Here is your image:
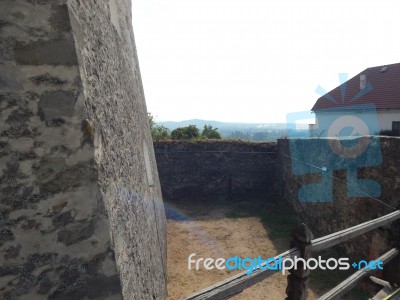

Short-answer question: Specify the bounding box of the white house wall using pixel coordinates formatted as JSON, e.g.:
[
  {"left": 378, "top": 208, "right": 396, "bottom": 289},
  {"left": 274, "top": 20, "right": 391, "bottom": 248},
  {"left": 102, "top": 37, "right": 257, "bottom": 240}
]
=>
[
  {"left": 377, "top": 110, "right": 400, "bottom": 131},
  {"left": 310, "top": 109, "right": 400, "bottom": 137}
]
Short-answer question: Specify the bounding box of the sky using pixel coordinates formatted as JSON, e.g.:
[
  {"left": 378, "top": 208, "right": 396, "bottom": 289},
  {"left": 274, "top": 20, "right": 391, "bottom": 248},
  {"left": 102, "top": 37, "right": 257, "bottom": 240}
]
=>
[{"left": 131, "top": 0, "right": 400, "bottom": 123}]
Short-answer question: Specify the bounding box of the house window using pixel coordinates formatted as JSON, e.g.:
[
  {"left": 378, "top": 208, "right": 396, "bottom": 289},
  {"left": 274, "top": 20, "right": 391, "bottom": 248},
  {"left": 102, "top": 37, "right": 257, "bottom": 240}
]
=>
[{"left": 393, "top": 121, "right": 400, "bottom": 136}]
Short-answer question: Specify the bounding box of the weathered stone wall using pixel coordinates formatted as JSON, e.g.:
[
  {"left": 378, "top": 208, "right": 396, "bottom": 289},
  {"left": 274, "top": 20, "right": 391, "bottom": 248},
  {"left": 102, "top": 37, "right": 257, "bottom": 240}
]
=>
[
  {"left": 0, "top": 1, "right": 166, "bottom": 299},
  {"left": 67, "top": 1, "right": 166, "bottom": 298},
  {"left": 277, "top": 137, "right": 400, "bottom": 263},
  {"left": 154, "top": 140, "right": 277, "bottom": 202}
]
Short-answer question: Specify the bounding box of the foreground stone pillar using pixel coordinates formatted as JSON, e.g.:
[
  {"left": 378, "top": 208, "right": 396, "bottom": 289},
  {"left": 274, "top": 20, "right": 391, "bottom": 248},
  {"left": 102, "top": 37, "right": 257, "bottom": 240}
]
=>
[{"left": 0, "top": 1, "right": 166, "bottom": 299}]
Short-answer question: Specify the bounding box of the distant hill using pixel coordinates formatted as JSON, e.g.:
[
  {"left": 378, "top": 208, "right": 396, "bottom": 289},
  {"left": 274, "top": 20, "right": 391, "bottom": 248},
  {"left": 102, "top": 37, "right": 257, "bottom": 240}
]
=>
[
  {"left": 158, "top": 119, "right": 307, "bottom": 130},
  {"left": 158, "top": 119, "right": 309, "bottom": 141}
]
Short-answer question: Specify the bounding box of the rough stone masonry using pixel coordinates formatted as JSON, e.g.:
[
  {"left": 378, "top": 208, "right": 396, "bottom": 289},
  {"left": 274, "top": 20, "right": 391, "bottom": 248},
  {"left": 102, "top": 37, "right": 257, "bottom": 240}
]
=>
[{"left": 0, "top": 1, "right": 167, "bottom": 299}]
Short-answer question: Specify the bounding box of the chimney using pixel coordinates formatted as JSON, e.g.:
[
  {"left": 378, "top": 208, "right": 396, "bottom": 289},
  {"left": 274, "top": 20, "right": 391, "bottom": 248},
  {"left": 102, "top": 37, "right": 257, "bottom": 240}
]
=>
[{"left": 360, "top": 74, "right": 367, "bottom": 90}]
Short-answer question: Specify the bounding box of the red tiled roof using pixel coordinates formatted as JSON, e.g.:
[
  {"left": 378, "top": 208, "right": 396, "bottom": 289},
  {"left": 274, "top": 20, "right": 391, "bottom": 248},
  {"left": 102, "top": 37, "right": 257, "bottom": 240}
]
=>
[{"left": 312, "top": 62, "right": 400, "bottom": 111}]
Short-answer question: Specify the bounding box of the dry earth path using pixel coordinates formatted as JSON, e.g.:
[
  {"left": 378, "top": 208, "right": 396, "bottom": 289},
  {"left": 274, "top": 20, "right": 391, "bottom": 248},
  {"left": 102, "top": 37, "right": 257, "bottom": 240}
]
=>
[{"left": 166, "top": 202, "right": 318, "bottom": 300}]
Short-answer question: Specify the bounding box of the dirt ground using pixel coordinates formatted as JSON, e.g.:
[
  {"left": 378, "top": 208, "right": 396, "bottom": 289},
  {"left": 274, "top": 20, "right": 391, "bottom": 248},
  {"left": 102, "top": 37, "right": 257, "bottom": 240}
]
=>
[{"left": 166, "top": 202, "right": 318, "bottom": 300}]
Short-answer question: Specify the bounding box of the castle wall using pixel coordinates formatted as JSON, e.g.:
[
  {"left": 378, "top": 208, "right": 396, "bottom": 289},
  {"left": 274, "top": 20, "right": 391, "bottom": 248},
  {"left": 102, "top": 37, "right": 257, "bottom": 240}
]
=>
[
  {"left": 0, "top": 1, "right": 166, "bottom": 299},
  {"left": 277, "top": 137, "right": 400, "bottom": 262},
  {"left": 154, "top": 140, "right": 277, "bottom": 202}
]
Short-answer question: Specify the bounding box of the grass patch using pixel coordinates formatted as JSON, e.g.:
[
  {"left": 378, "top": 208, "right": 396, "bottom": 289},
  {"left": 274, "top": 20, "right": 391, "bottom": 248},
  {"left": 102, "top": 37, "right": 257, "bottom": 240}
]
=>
[
  {"left": 257, "top": 204, "right": 299, "bottom": 252},
  {"left": 224, "top": 198, "right": 299, "bottom": 250},
  {"left": 224, "top": 210, "right": 241, "bottom": 219},
  {"left": 259, "top": 209, "right": 299, "bottom": 240}
]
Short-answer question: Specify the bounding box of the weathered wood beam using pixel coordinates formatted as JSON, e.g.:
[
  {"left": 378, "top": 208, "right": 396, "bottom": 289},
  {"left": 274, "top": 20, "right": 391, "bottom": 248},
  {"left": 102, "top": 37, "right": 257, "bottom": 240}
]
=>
[
  {"left": 318, "top": 248, "right": 399, "bottom": 300},
  {"left": 182, "top": 248, "right": 300, "bottom": 300},
  {"left": 312, "top": 210, "right": 400, "bottom": 252},
  {"left": 369, "top": 275, "right": 391, "bottom": 288}
]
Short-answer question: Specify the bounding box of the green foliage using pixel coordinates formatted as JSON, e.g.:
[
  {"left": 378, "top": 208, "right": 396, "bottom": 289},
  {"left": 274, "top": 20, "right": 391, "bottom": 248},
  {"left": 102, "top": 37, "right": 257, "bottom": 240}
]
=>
[
  {"left": 148, "top": 113, "right": 171, "bottom": 141},
  {"left": 378, "top": 129, "right": 398, "bottom": 136},
  {"left": 148, "top": 112, "right": 156, "bottom": 128},
  {"left": 171, "top": 125, "right": 200, "bottom": 140},
  {"left": 151, "top": 125, "right": 170, "bottom": 141},
  {"left": 190, "top": 135, "right": 209, "bottom": 142},
  {"left": 148, "top": 116, "right": 223, "bottom": 141},
  {"left": 201, "top": 124, "right": 221, "bottom": 139}
]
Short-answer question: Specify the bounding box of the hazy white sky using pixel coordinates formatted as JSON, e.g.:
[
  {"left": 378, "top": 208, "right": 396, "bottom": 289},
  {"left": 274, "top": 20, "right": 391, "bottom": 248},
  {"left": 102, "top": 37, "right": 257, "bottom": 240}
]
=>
[{"left": 131, "top": 0, "right": 400, "bottom": 123}]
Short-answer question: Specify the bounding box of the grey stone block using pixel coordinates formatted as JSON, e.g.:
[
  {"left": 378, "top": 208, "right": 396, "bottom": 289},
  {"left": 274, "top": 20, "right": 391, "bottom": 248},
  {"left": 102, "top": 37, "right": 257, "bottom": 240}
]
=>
[
  {"left": 14, "top": 39, "right": 78, "bottom": 66},
  {"left": 38, "top": 90, "right": 77, "bottom": 121},
  {"left": 0, "top": 70, "right": 23, "bottom": 90}
]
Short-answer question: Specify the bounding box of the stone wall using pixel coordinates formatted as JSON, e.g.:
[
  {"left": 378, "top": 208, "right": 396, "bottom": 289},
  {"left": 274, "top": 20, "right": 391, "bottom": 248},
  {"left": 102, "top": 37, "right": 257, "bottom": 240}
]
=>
[
  {"left": 277, "top": 137, "right": 400, "bottom": 263},
  {"left": 154, "top": 140, "right": 277, "bottom": 202},
  {"left": 0, "top": 1, "right": 166, "bottom": 299}
]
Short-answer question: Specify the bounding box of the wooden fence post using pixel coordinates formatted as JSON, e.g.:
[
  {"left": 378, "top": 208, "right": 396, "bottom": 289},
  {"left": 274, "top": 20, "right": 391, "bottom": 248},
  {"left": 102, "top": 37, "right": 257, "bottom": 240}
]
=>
[{"left": 286, "top": 223, "right": 314, "bottom": 300}]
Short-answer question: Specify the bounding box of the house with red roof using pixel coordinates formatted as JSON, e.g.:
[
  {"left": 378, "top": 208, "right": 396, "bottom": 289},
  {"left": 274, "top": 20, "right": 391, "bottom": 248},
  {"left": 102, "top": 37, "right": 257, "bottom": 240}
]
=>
[{"left": 310, "top": 63, "right": 400, "bottom": 137}]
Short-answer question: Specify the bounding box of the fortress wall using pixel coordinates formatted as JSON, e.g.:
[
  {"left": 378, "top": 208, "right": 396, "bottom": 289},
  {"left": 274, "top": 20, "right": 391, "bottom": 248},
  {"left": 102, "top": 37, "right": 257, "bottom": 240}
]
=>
[
  {"left": 67, "top": 0, "right": 166, "bottom": 298},
  {"left": 277, "top": 137, "right": 400, "bottom": 268},
  {"left": 154, "top": 140, "right": 277, "bottom": 202},
  {"left": 0, "top": 1, "right": 166, "bottom": 299}
]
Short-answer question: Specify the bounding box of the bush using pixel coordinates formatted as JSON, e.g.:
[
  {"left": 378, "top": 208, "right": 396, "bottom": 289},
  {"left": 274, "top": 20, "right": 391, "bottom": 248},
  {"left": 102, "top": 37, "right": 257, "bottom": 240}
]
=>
[
  {"left": 378, "top": 129, "right": 397, "bottom": 136},
  {"left": 148, "top": 113, "right": 171, "bottom": 141},
  {"left": 202, "top": 124, "right": 221, "bottom": 139},
  {"left": 171, "top": 125, "right": 200, "bottom": 140}
]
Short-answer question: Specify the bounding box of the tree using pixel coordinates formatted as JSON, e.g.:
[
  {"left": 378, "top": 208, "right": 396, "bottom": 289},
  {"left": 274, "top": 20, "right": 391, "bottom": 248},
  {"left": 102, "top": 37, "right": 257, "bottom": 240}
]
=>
[
  {"left": 148, "top": 113, "right": 170, "bottom": 141},
  {"left": 148, "top": 112, "right": 156, "bottom": 129},
  {"left": 171, "top": 125, "right": 200, "bottom": 140},
  {"left": 202, "top": 124, "right": 221, "bottom": 139},
  {"left": 151, "top": 125, "right": 170, "bottom": 141}
]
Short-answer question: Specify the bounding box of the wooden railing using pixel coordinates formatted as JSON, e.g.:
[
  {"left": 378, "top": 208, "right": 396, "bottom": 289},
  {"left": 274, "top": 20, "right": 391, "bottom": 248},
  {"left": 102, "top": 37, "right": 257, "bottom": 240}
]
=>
[
  {"left": 319, "top": 248, "right": 399, "bottom": 300},
  {"left": 182, "top": 210, "right": 400, "bottom": 300}
]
